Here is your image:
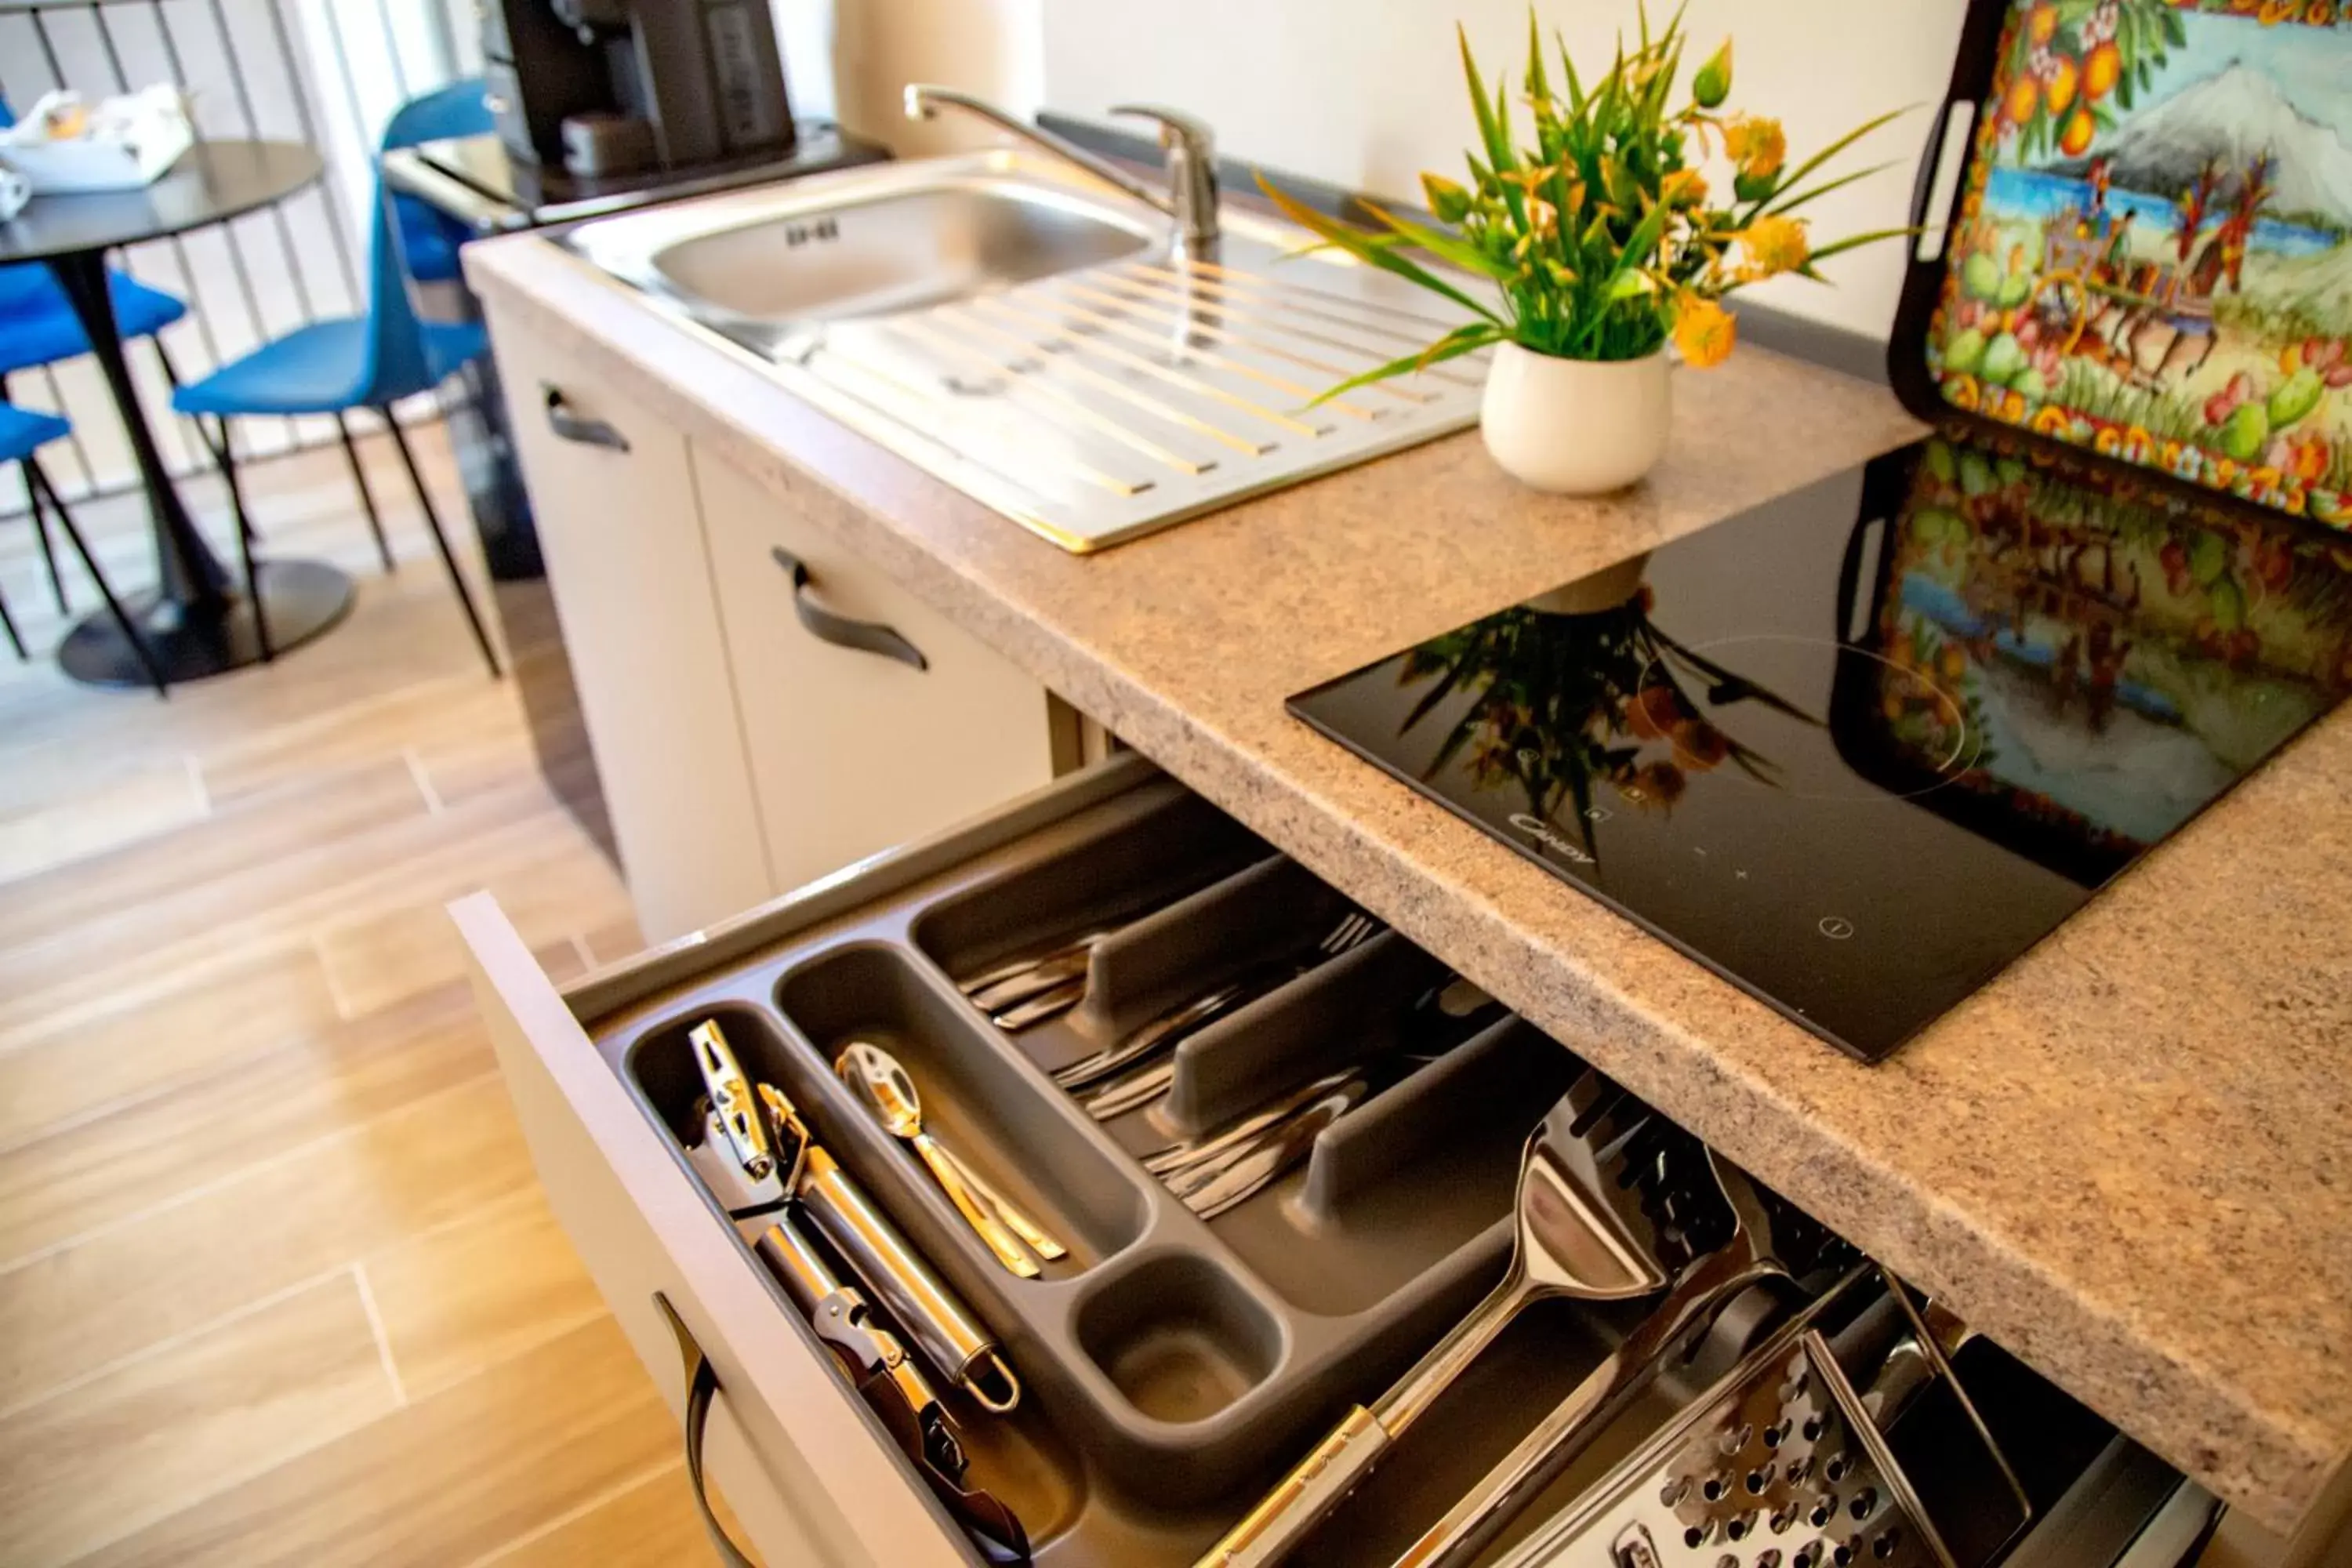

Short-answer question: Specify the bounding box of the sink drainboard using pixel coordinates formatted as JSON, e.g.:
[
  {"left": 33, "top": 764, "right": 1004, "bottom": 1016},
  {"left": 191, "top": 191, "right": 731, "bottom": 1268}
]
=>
[
  {"left": 779, "top": 251, "right": 1486, "bottom": 550},
  {"left": 583, "top": 214, "right": 1488, "bottom": 553}
]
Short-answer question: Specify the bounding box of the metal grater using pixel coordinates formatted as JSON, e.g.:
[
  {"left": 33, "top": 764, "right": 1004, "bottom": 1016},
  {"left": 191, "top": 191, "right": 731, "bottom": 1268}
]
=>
[{"left": 1494, "top": 1273, "right": 2024, "bottom": 1568}]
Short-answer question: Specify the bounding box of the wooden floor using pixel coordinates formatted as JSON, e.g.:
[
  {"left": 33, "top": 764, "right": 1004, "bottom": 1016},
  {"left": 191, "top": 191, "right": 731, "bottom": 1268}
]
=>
[{"left": 0, "top": 427, "right": 720, "bottom": 1565}]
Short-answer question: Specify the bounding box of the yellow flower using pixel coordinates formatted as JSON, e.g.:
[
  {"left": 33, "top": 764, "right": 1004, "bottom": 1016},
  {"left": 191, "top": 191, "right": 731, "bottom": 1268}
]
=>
[
  {"left": 1724, "top": 114, "right": 1787, "bottom": 180},
  {"left": 1661, "top": 168, "right": 1709, "bottom": 209},
  {"left": 1524, "top": 197, "right": 1559, "bottom": 241},
  {"left": 1674, "top": 297, "right": 1737, "bottom": 369},
  {"left": 1737, "top": 214, "right": 1810, "bottom": 279}
]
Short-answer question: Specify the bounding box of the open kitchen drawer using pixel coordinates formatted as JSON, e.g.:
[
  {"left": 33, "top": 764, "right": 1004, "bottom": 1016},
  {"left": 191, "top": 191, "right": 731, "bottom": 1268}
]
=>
[{"left": 457, "top": 753, "right": 2225, "bottom": 1568}]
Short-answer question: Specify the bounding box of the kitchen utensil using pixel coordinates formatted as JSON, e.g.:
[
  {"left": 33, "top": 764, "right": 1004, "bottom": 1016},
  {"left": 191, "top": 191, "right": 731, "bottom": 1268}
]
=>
[
  {"left": 960, "top": 928, "right": 1108, "bottom": 1007},
  {"left": 928, "top": 1141, "right": 1068, "bottom": 1262},
  {"left": 1076, "top": 1053, "right": 1179, "bottom": 1122},
  {"left": 835, "top": 1040, "right": 1047, "bottom": 1278},
  {"left": 1169, "top": 1073, "right": 1372, "bottom": 1218},
  {"left": 1488, "top": 1269, "right": 2028, "bottom": 1568},
  {"left": 988, "top": 974, "right": 1091, "bottom": 1031},
  {"left": 758, "top": 1217, "right": 1032, "bottom": 1563},
  {"left": 1051, "top": 911, "right": 1381, "bottom": 1092},
  {"left": 1196, "top": 1072, "right": 1719, "bottom": 1567},
  {"left": 760, "top": 1085, "right": 1025, "bottom": 1412},
  {"left": 1389, "top": 1155, "right": 1857, "bottom": 1568},
  {"left": 688, "top": 1019, "right": 773, "bottom": 1180},
  {"left": 760, "top": 1212, "right": 966, "bottom": 1475},
  {"left": 1142, "top": 1067, "right": 1367, "bottom": 1178}
]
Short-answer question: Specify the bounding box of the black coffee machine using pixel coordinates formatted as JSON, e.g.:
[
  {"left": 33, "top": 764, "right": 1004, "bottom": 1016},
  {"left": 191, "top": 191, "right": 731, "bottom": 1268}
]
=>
[{"left": 481, "top": 0, "right": 794, "bottom": 177}]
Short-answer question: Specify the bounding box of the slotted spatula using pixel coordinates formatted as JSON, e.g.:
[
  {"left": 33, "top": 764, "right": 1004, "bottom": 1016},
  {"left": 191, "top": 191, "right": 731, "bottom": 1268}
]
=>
[{"left": 1194, "top": 1070, "right": 1723, "bottom": 1568}]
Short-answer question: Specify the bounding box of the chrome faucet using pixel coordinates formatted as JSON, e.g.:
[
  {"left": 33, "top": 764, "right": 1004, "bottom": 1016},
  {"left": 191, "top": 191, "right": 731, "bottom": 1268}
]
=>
[{"left": 903, "top": 85, "right": 1219, "bottom": 252}]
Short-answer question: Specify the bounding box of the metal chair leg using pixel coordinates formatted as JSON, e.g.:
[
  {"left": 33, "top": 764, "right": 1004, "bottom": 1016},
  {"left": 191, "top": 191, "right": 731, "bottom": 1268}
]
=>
[
  {"left": 21, "top": 464, "right": 70, "bottom": 615},
  {"left": 336, "top": 412, "right": 396, "bottom": 572},
  {"left": 382, "top": 408, "right": 500, "bottom": 678},
  {"left": 0, "top": 472, "right": 24, "bottom": 659},
  {"left": 151, "top": 338, "right": 253, "bottom": 542},
  {"left": 2, "top": 372, "right": 69, "bottom": 613},
  {"left": 27, "top": 458, "right": 168, "bottom": 697},
  {"left": 211, "top": 417, "right": 274, "bottom": 662},
  {"left": 0, "top": 578, "right": 21, "bottom": 659}
]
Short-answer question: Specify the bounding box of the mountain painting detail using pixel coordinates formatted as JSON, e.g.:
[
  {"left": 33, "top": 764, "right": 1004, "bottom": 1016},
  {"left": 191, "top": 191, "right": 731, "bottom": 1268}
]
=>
[{"left": 1929, "top": 0, "right": 2352, "bottom": 529}]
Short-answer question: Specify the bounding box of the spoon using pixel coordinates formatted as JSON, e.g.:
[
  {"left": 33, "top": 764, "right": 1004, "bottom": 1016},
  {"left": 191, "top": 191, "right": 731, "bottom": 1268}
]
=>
[{"left": 836, "top": 1040, "right": 1040, "bottom": 1279}]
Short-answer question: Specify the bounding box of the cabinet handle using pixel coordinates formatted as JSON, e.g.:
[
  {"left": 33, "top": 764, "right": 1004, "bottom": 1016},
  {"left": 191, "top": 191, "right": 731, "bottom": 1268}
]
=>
[
  {"left": 653, "top": 1293, "right": 759, "bottom": 1568},
  {"left": 543, "top": 385, "right": 630, "bottom": 452},
  {"left": 771, "top": 546, "right": 927, "bottom": 672}
]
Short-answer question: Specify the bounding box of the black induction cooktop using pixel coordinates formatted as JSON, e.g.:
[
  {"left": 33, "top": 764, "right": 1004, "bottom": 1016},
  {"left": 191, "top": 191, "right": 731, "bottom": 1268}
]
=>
[{"left": 1290, "top": 434, "right": 2352, "bottom": 1060}]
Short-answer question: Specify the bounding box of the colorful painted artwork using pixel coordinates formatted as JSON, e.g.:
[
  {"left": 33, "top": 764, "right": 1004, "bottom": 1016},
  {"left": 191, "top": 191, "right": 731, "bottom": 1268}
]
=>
[{"left": 1927, "top": 1, "right": 2352, "bottom": 528}]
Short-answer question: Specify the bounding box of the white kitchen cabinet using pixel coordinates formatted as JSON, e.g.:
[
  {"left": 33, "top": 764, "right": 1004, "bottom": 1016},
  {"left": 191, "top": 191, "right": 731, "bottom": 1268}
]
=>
[
  {"left": 494, "top": 315, "right": 771, "bottom": 942},
  {"left": 492, "top": 313, "right": 1064, "bottom": 943},
  {"left": 691, "top": 445, "right": 1058, "bottom": 897}
]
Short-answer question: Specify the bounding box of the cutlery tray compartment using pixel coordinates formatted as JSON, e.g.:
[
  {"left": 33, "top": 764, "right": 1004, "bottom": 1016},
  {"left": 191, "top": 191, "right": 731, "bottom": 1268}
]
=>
[
  {"left": 774, "top": 944, "right": 1151, "bottom": 1268},
  {"left": 528, "top": 760, "right": 2206, "bottom": 1567}
]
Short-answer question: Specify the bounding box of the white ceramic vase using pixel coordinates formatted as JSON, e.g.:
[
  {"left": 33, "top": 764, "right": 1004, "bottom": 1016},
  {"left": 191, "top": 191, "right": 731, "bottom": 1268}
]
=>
[{"left": 1479, "top": 341, "right": 1671, "bottom": 495}]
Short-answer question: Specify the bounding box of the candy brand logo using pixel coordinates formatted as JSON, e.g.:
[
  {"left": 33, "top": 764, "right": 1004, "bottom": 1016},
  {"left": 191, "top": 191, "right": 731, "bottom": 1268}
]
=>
[
  {"left": 1508, "top": 813, "right": 1595, "bottom": 864},
  {"left": 782, "top": 218, "right": 840, "bottom": 248}
]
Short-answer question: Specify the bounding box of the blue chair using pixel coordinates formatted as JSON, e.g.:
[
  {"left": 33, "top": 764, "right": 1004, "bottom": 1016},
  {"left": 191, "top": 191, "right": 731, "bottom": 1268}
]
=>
[
  {"left": 384, "top": 80, "right": 494, "bottom": 288},
  {"left": 0, "top": 93, "right": 204, "bottom": 611},
  {"left": 170, "top": 151, "right": 499, "bottom": 676},
  {"left": 0, "top": 405, "right": 168, "bottom": 696}
]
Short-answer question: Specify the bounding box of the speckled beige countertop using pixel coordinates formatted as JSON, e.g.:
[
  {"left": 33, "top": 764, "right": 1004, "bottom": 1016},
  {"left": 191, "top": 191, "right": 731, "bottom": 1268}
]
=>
[{"left": 469, "top": 231, "right": 2352, "bottom": 1538}]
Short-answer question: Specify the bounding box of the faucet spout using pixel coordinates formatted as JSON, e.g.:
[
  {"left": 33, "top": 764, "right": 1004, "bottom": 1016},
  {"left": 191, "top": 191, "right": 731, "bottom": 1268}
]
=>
[{"left": 904, "top": 85, "right": 1219, "bottom": 252}]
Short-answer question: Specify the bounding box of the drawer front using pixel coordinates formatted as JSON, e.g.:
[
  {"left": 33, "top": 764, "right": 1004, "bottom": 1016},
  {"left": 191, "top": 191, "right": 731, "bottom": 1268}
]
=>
[
  {"left": 456, "top": 895, "right": 973, "bottom": 1568},
  {"left": 490, "top": 313, "right": 773, "bottom": 942},
  {"left": 690, "top": 443, "right": 1056, "bottom": 896}
]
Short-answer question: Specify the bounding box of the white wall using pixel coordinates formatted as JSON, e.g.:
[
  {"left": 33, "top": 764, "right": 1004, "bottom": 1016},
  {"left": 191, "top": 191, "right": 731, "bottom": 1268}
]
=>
[
  {"left": 826, "top": 0, "right": 1045, "bottom": 156},
  {"left": 1040, "top": 0, "right": 1971, "bottom": 339}
]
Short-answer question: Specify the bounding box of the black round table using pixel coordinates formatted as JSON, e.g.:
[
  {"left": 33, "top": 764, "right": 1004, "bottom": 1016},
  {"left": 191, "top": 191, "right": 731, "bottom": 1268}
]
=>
[{"left": 0, "top": 139, "right": 350, "bottom": 685}]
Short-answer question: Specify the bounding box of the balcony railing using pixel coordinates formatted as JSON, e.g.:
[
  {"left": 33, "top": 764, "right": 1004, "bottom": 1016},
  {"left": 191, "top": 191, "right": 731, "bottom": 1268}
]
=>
[{"left": 0, "top": 0, "right": 475, "bottom": 516}]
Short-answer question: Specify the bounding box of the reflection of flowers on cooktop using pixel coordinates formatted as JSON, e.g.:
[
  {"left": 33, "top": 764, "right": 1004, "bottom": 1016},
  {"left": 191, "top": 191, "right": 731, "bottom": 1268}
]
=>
[{"left": 1394, "top": 586, "right": 1817, "bottom": 854}]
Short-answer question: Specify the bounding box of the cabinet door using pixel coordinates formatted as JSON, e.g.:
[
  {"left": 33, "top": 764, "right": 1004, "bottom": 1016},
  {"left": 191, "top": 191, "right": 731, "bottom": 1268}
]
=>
[
  {"left": 492, "top": 314, "right": 772, "bottom": 942},
  {"left": 691, "top": 445, "right": 1057, "bottom": 894}
]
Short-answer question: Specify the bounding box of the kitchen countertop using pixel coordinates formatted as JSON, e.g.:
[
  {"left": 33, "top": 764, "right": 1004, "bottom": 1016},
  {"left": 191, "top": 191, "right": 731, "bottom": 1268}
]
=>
[{"left": 467, "top": 231, "right": 2352, "bottom": 1537}]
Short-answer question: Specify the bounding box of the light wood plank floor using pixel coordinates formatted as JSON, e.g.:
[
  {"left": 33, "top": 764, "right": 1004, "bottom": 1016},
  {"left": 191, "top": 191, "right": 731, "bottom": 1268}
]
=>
[{"left": 0, "top": 426, "right": 720, "bottom": 1565}]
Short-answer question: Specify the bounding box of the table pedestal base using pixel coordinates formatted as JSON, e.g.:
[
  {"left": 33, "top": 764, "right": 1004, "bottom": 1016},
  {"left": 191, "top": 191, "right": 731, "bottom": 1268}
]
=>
[{"left": 59, "top": 558, "right": 354, "bottom": 688}]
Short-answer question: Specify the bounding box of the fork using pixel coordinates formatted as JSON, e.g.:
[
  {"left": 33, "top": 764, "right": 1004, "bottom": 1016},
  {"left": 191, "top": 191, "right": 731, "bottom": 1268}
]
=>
[{"left": 1051, "top": 911, "right": 1381, "bottom": 1095}]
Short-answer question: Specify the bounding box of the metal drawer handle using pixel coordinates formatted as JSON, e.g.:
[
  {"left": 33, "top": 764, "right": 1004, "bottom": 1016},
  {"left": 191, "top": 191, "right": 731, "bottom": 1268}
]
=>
[
  {"left": 653, "top": 1292, "right": 759, "bottom": 1568},
  {"left": 543, "top": 386, "right": 630, "bottom": 452},
  {"left": 771, "top": 546, "right": 927, "bottom": 672}
]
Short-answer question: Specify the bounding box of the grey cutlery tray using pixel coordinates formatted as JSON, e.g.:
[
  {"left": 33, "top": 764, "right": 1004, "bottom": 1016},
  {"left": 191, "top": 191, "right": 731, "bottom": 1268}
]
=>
[{"left": 584, "top": 768, "right": 2194, "bottom": 1566}]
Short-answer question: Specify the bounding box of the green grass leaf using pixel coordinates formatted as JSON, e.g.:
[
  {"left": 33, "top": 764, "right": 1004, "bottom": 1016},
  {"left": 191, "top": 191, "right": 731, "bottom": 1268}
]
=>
[
  {"left": 1759, "top": 160, "right": 1900, "bottom": 217},
  {"left": 1361, "top": 199, "right": 1519, "bottom": 285},
  {"left": 1258, "top": 173, "right": 1506, "bottom": 326},
  {"left": 1308, "top": 321, "right": 1505, "bottom": 405},
  {"left": 1802, "top": 224, "right": 1917, "bottom": 267},
  {"left": 1460, "top": 25, "right": 1515, "bottom": 172},
  {"left": 1761, "top": 106, "right": 1915, "bottom": 214}
]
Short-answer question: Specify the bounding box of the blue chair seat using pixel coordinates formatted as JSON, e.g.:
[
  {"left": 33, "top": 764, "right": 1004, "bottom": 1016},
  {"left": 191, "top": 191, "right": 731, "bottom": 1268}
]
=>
[
  {"left": 0, "top": 402, "right": 72, "bottom": 461},
  {"left": 172, "top": 318, "right": 487, "bottom": 417},
  {"left": 0, "top": 267, "right": 189, "bottom": 379}
]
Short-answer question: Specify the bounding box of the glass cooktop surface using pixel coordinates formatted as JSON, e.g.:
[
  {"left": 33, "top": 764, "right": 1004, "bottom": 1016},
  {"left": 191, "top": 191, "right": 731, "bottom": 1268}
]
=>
[{"left": 1289, "top": 434, "right": 2352, "bottom": 1060}]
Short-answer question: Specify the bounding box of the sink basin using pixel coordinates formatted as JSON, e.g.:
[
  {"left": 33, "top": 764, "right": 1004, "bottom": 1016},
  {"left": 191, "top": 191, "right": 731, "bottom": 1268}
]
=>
[
  {"left": 566, "top": 151, "right": 1490, "bottom": 552},
  {"left": 648, "top": 183, "right": 1156, "bottom": 325}
]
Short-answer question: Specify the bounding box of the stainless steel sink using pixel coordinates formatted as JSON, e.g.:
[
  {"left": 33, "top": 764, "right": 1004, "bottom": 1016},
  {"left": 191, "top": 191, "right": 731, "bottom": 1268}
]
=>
[
  {"left": 646, "top": 182, "right": 1158, "bottom": 325},
  {"left": 565, "top": 151, "right": 1488, "bottom": 552}
]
